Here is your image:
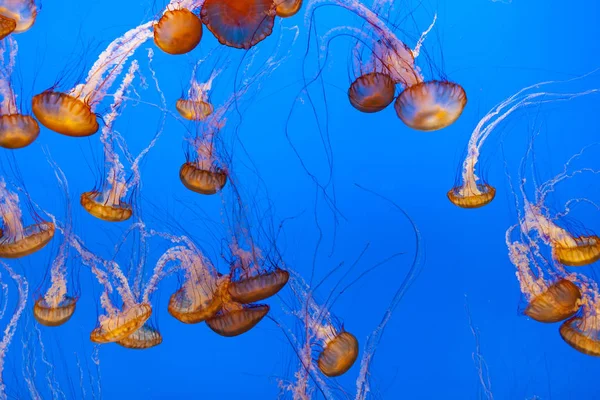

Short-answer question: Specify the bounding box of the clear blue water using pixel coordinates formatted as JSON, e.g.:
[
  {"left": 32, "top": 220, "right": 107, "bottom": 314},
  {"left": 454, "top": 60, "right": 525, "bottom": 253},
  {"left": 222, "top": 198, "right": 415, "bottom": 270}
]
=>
[{"left": 1, "top": 0, "right": 600, "bottom": 398}]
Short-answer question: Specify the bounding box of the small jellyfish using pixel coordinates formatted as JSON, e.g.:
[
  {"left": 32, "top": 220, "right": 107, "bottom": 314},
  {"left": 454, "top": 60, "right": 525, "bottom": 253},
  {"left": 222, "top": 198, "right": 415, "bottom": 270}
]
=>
[
  {"left": 0, "top": 0, "right": 37, "bottom": 35},
  {"left": 448, "top": 79, "right": 599, "bottom": 209},
  {"left": 205, "top": 277, "right": 270, "bottom": 337},
  {"left": 275, "top": 0, "right": 303, "bottom": 18},
  {"left": 348, "top": 72, "right": 396, "bottom": 113},
  {"left": 559, "top": 280, "right": 600, "bottom": 357},
  {"left": 90, "top": 303, "right": 153, "bottom": 344},
  {"left": 32, "top": 22, "right": 155, "bottom": 137},
  {"left": 0, "top": 38, "right": 39, "bottom": 149},
  {"left": 201, "top": 0, "right": 277, "bottom": 49},
  {"left": 227, "top": 241, "right": 289, "bottom": 304},
  {"left": 176, "top": 62, "right": 221, "bottom": 121},
  {"left": 0, "top": 178, "right": 54, "bottom": 258},
  {"left": 116, "top": 324, "right": 163, "bottom": 349},
  {"left": 317, "top": 329, "right": 359, "bottom": 377},
  {"left": 154, "top": 7, "right": 203, "bottom": 55}
]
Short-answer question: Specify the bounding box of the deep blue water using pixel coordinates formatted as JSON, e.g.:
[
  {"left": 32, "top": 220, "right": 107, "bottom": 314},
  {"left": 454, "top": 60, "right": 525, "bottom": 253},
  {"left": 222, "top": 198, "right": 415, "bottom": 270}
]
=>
[{"left": 1, "top": 0, "right": 600, "bottom": 399}]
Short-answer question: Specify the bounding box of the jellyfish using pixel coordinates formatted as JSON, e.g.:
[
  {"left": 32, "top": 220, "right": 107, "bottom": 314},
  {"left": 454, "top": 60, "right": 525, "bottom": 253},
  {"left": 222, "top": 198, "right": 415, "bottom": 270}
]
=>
[
  {"left": 82, "top": 55, "right": 166, "bottom": 222},
  {"left": 0, "top": 262, "right": 28, "bottom": 400},
  {"left": 0, "top": 178, "right": 54, "bottom": 258},
  {"left": 32, "top": 21, "right": 155, "bottom": 137},
  {"left": 200, "top": 0, "right": 277, "bottom": 49},
  {"left": 0, "top": 0, "right": 37, "bottom": 36},
  {"left": 154, "top": 6, "right": 203, "bottom": 55},
  {"left": 312, "top": 1, "right": 466, "bottom": 129},
  {"left": 275, "top": 0, "right": 303, "bottom": 17},
  {"left": 176, "top": 61, "right": 221, "bottom": 121},
  {"left": 559, "top": 278, "right": 600, "bottom": 357},
  {"left": 227, "top": 240, "right": 289, "bottom": 304},
  {"left": 0, "top": 38, "right": 39, "bottom": 149},
  {"left": 448, "top": 79, "right": 599, "bottom": 209},
  {"left": 116, "top": 323, "right": 163, "bottom": 349}
]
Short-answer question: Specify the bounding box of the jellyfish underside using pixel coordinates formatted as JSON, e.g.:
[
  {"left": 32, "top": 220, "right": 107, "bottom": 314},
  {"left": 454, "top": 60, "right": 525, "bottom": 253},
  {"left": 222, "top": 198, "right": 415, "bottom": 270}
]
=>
[
  {"left": 154, "top": 9, "right": 203, "bottom": 55},
  {"left": 90, "top": 303, "right": 152, "bottom": 344},
  {"left": 206, "top": 303, "right": 270, "bottom": 337},
  {"left": 524, "top": 279, "right": 581, "bottom": 323},
  {"left": 200, "top": 0, "right": 276, "bottom": 49},
  {"left": 80, "top": 191, "right": 133, "bottom": 222},
  {"left": 317, "top": 331, "right": 359, "bottom": 377},
  {"left": 228, "top": 268, "right": 290, "bottom": 304},
  {"left": 395, "top": 81, "right": 467, "bottom": 131},
  {"left": 0, "top": 1, "right": 37, "bottom": 33},
  {"left": 116, "top": 324, "right": 163, "bottom": 349},
  {"left": 553, "top": 236, "right": 600, "bottom": 267},
  {"left": 0, "top": 114, "right": 40, "bottom": 149},
  {"left": 0, "top": 14, "right": 15, "bottom": 40},
  {"left": 32, "top": 91, "right": 99, "bottom": 137},
  {"left": 33, "top": 296, "right": 77, "bottom": 327},
  {"left": 176, "top": 99, "right": 213, "bottom": 121},
  {"left": 0, "top": 221, "right": 55, "bottom": 258},
  {"left": 179, "top": 162, "right": 227, "bottom": 195},
  {"left": 447, "top": 184, "right": 496, "bottom": 209},
  {"left": 560, "top": 317, "right": 600, "bottom": 357},
  {"left": 168, "top": 288, "right": 222, "bottom": 324},
  {"left": 348, "top": 72, "right": 396, "bottom": 113},
  {"left": 275, "top": 0, "right": 303, "bottom": 18}
]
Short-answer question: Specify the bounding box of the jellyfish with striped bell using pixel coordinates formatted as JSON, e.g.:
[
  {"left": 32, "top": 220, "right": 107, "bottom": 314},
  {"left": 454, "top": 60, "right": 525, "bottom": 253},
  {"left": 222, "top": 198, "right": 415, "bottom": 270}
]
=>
[
  {"left": 180, "top": 126, "right": 228, "bottom": 195},
  {"left": 0, "top": 0, "right": 37, "bottom": 38},
  {"left": 228, "top": 241, "right": 289, "bottom": 304},
  {"left": 0, "top": 38, "right": 39, "bottom": 149},
  {"left": 176, "top": 61, "right": 221, "bottom": 121},
  {"left": 0, "top": 178, "right": 54, "bottom": 258},
  {"left": 275, "top": 0, "right": 303, "bottom": 17},
  {"left": 560, "top": 278, "right": 600, "bottom": 357},
  {"left": 201, "top": 0, "right": 277, "bottom": 49},
  {"left": 116, "top": 323, "right": 163, "bottom": 349},
  {"left": 205, "top": 277, "right": 270, "bottom": 337},
  {"left": 154, "top": 6, "right": 202, "bottom": 55},
  {"left": 32, "top": 22, "right": 154, "bottom": 137},
  {"left": 314, "top": 0, "right": 465, "bottom": 128},
  {"left": 506, "top": 226, "right": 582, "bottom": 323}
]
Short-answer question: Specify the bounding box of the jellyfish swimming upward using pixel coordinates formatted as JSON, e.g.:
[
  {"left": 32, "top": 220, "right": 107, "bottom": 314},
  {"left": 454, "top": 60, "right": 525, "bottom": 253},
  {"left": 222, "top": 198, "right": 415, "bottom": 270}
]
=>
[{"left": 154, "top": 4, "right": 203, "bottom": 55}]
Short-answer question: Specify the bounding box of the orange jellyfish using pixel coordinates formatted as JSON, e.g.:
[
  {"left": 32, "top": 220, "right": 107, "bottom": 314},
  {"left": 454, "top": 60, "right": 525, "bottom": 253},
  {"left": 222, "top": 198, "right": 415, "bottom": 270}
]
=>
[
  {"left": 32, "top": 22, "right": 155, "bottom": 137},
  {"left": 0, "top": 0, "right": 37, "bottom": 36},
  {"left": 154, "top": 6, "right": 203, "bottom": 55},
  {"left": 275, "top": 0, "right": 303, "bottom": 18},
  {"left": 448, "top": 80, "right": 600, "bottom": 209},
  {"left": 0, "top": 38, "right": 39, "bottom": 149},
  {"left": 200, "top": 0, "right": 277, "bottom": 49},
  {"left": 227, "top": 241, "right": 289, "bottom": 304},
  {"left": 116, "top": 323, "right": 163, "bottom": 349},
  {"left": 0, "top": 178, "right": 54, "bottom": 258},
  {"left": 315, "top": 1, "right": 466, "bottom": 129},
  {"left": 176, "top": 62, "right": 221, "bottom": 121},
  {"left": 205, "top": 279, "right": 270, "bottom": 337},
  {"left": 560, "top": 278, "right": 600, "bottom": 357}
]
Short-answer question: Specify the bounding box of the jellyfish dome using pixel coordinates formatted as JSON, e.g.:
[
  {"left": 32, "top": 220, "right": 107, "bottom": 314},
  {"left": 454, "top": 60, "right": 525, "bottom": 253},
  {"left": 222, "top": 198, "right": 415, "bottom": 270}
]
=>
[
  {"left": 90, "top": 303, "right": 152, "bottom": 344},
  {"left": 0, "top": 15, "right": 16, "bottom": 40},
  {"left": 447, "top": 183, "right": 496, "bottom": 209},
  {"left": 168, "top": 286, "right": 222, "bottom": 324},
  {"left": 0, "top": 114, "right": 39, "bottom": 149},
  {"left": 317, "top": 331, "right": 359, "bottom": 377},
  {"left": 560, "top": 315, "right": 600, "bottom": 357},
  {"left": 176, "top": 99, "right": 214, "bottom": 121},
  {"left": 154, "top": 8, "right": 203, "bottom": 55},
  {"left": 0, "top": 221, "right": 55, "bottom": 258},
  {"left": 117, "top": 324, "right": 163, "bottom": 349},
  {"left": 395, "top": 81, "right": 467, "bottom": 131},
  {"left": 229, "top": 267, "right": 289, "bottom": 304},
  {"left": 33, "top": 296, "right": 77, "bottom": 327},
  {"left": 200, "top": 0, "right": 277, "bottom": 49},
  {"left": 524, "top": 279, "right": 582, "bottom": 323},
  {"left": 32, "top": 91, "right": 99, "bottom": 137},
  {"left": 180, "top": 161, "right": 228, "bottom": 195},
  {"left": 275, "top": 0, "right": 303, "bottom": 18},
  {"left": 206, "top": 303, "right": 270, "bottom": 337},
  {"left": 553, "top": 235, "right": 600, "bottom": 267},
  {"left": 348, "top": 72, "right": 396, "bottom": 113},
  {"left": 0, "top": 0, "right": 37, "bottom": 33},
  {"left": 80, "top": 190, "right": 133, "bottom": 222}
]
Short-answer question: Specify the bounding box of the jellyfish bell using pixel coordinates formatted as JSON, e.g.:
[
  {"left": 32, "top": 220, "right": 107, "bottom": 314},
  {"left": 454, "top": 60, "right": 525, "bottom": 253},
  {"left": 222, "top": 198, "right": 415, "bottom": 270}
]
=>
[
  {"left": 179, "top": 161, "right": 228, "bottom": 195},
  {"left": 275, "top": 0, "right": 303, "bottom": 18},
  {"left": 200, "top": 0, "right": 277, "bottom": 49},
  {"left": 523, "top": 279, "right": 582, "bottom": 323},
  {"left": 0, "top": 221, "right": 55, "bottom": 258},
  {"left": 176, "top": 99, "right": 214, "bottom": 121},
  {"left": 80, "top": 190, "right": 133, "bottom": 223},
  {"left": 206, "top": 302, "right": 270, "bottom": 337},
  {"left": 228, "top": 265, "right": 290, "bottom": 304},
  {"left": 154, "top": 8, "right": 203, "bottom": 55},
  {"left": 0, "top": 0, "right": 37, "bottom": 33},
  {"left": 32, "top": 91, "right": 99, "bottom": 137},
  {"left": 395, "top": 80, "right": 467, "bottom": 131},
  {"left": 0, "top": 113, "right": 39, "bottom": 149},
  {"left": 116, "top": 324, "right": 163, "bottom": 349},
  {"left": 447, "top": 183, "right": 496, "bottom": 209},
  {"left": 348, "top": 72, "right": 396, "bottom": 113},
  {"left": 560, "top": 314, "right": 600, "bottom": 357},
  {"left": 0, "top": 14, "right": 15, "bottom": 40},
  {"left": 552, "top": 235, "right": 600, "bottom": 267},
  {"left": 33, "top": 295, "right": 77, "bottom": 327},
  {"left": 317, "top": 330, "right": 359, "bottom": 377},
  {"left": 90, "top": 303, "right": 152, "bottom": 344},
  {"left": 168, "top": 285, "right": 222, "bottom": 324}
]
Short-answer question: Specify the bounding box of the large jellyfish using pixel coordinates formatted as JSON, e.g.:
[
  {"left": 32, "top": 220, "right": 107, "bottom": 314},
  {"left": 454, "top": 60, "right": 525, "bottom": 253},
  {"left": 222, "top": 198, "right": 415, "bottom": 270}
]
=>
[
  {"left": 32, "top": 22, "right": 155, "bottom": 137},
  {"left": 448, "top": 79, "right": 599, "bottom": 209},
  {"left": 0, "top": 0, "right": 37, "bottom": 37},
  {"left": 0, "top": 178, "right": 54, "bottom": 258},
  {"left": 154, "top": 5, "right": 203, "bottom": 55},
  {"left": 81, "top": 57, "right": 166, "bottom": 222},
  {"left": 0, "top": 38, "right": 39, "bottom": 149},
  {"left": 311, "top": 0, "right": 466, "bottom": 130}
]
